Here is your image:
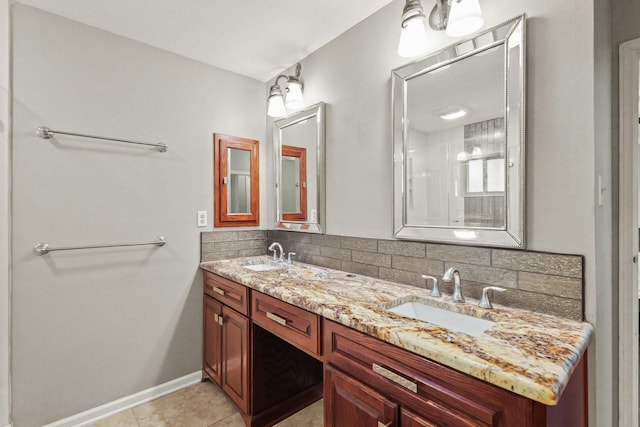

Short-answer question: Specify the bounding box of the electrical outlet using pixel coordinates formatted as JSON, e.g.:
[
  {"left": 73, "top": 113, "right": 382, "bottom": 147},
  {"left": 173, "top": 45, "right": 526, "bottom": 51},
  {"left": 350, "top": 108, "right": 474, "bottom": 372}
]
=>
[
  {"left": 197, "top": 211, "right": 208, "bottom": 227},
  {"left": 310, "top": 209, "right": 317, "bottom": 223}
]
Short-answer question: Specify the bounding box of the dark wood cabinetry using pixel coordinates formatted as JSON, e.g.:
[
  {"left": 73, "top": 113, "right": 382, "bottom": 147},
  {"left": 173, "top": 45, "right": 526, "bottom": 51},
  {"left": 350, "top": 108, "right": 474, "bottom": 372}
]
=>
[
  {"left": 324, "top": 319, "right": 587, "bottom": 427},
  {"left": 203, "top": 271, "right": 588, "bottom": 427},
  {"left": 202, "top": 272, "right": 323, "bottom": 427}
]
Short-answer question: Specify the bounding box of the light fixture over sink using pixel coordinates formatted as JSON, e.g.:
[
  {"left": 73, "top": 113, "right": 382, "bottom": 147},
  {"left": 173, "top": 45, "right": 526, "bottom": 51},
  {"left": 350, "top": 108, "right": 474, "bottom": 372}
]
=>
[
  {"left": 398, "top": 0, "right": 484, "bottom": 58},
  {"left": 267, "top": 63, "right": 305, "bottom": 118}
]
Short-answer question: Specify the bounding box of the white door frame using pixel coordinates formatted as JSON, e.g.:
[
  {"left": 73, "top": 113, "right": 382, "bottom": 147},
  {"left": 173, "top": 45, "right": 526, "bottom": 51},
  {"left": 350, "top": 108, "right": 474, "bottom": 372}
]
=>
[{"left": 618, "top": 38, "right": 640, "bottom": 427}]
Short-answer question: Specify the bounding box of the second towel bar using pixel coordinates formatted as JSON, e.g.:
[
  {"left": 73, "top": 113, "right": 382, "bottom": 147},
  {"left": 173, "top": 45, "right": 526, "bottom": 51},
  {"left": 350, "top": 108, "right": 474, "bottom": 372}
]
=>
[
  {"left": 33, "top": 236, "right": 167, "bottom": 256},
  {"left": 36, "top": 126, "right": 168, "bottom": 152}
]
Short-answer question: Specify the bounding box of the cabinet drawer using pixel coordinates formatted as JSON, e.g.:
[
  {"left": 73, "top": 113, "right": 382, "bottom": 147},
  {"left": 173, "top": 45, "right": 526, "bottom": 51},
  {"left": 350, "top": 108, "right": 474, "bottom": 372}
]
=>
[
  {"left": 203, "top": 272, "right": 249, "bottom": 316},
  {"left": 324, "top": 319, "right": 531, "bottom": 427},
  {"left": 251, "top": 291, "right": 321, "bottom": 358}
]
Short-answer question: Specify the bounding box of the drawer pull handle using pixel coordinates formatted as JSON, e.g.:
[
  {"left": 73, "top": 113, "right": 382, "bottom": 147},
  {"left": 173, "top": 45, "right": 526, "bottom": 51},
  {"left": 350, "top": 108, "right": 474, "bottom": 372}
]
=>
[
  {"left": 217, "top": 315, "right": 224, "bottom": 326},
  {"left": 212, "top": 287, "right": 225, "bottom": 296},
  {"left": 372, "top": 363, "right": 418, "bottom": 393},
  {"left": 266, "top": 311, "right": 288, "bottom": 326},
  {"left": 378, "top": 422, "right": 391, "bottom": 427}
]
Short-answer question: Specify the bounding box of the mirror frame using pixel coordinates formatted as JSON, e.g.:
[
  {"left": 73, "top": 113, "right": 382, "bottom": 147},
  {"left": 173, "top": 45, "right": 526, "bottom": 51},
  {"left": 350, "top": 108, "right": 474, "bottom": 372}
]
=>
[
  {"left": 392, "top": 15, "right": 526, "bottom": 248},
  {"left": 273, "top": 102, "right": 326, "bottom": 234}
]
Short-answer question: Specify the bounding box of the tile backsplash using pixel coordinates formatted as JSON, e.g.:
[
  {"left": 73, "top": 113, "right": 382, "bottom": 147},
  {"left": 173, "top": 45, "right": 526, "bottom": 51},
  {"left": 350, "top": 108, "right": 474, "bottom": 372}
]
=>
[{"left": 201, "top": 230, "right": 584, "bottom": 321}]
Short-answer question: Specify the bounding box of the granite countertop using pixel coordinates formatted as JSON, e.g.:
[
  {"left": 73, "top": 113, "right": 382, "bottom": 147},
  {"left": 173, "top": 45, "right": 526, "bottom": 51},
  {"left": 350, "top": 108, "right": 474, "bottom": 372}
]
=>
[{"left": 200, "top": 255, "right": 593, "bottom": 406}]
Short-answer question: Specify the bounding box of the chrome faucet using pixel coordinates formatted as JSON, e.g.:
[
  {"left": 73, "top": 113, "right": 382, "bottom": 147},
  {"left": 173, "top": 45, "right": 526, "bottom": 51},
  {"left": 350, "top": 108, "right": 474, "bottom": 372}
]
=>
[
  {"left": 268, "top": 242, "right": 284, "bottom": 262},
  {"left": 479, "top": 286, "right": 506, "bottom": 309},
  {"left": 421, "top": 275, "right": 441, "bottom": 298},
  {"left": 443, "top": 267, "right": 465, "bottom": 303}
]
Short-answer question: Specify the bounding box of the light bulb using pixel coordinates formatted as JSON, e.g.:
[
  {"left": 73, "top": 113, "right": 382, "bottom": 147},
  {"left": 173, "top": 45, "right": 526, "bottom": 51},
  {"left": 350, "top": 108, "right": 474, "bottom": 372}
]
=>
[
  {"left": 398, "top": 15, "right": 428, "bottom": 58},
  {"left": 285, "top": 81, "right": 304, "bottom": 110},
  {"left": 267, "top": 93, "right": 286, "bottom": 117},
  {"left": 446, "top": 0, "right": 484, "bottom": 37}
]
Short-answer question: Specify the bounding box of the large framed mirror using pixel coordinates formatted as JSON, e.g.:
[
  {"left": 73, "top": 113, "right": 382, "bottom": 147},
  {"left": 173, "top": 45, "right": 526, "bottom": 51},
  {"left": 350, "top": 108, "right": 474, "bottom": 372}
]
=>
[
  {"left": 392, "top": 15, "right": 526, "bottom": 248},
  {"left": 274, "top": 102, "right": 325, "bottom": 233}
]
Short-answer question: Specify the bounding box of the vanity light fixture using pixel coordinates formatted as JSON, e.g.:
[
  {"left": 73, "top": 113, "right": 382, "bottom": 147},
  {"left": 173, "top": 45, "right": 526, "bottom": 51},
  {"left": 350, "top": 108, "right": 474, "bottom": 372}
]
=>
[
  {"left": 398, "top": 0, "right": 429, "bottom": 58},
  {"left": 267, "top": 63, "right": 305, "bottom": 118},
  {"left": 429, "top": 0, "right": 484, "bottom": 38},
  {"left": 398, "top": 0, "right": 484, "bottom": 58}
]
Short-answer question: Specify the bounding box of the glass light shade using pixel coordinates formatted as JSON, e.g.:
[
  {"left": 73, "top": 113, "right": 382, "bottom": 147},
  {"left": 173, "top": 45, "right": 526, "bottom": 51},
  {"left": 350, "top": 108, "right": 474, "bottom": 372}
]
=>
[
  {"left": 285, "top": 81, "right": 304, "bottom": 110},
  {"left": 446, "top": 0, "right": 484, "bottom": 37},
  {"left": 398, "top": 16, "right": 428, "bottom": 58},
  {"left": 267, "top": 93, "right": 286, "bottom": 117}
]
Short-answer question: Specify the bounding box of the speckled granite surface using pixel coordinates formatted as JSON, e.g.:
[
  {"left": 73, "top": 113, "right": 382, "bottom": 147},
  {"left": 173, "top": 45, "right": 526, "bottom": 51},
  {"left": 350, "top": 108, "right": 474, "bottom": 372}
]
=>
[{"left": 200, "top": 255, "right": 593, "bottom": 406}]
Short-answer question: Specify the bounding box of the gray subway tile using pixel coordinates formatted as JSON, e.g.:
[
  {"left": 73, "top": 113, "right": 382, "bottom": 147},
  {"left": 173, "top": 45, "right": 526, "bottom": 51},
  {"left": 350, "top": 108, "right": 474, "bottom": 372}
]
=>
[
  {"left": 352, "top": 250, "right": 391, "bottom": 268},
  {"left": 492, "top": 250, "right": 582, "bottom": 278},
  {"left": 310, "top": 255, "right": 342, "bottom": 270},
  {"left": 293, "top": 243, "right": 321, "bottom": 256},
  {"left": 517, "top": 272, "right": 582, "bottom": 300},
  {"left": 444, "top": 262, "right": 517, "bottom": 289},
  {"left": 427, "top": 244, "right": 491, "bottom": 266},
  {"left": 238, "top": 248, "right": 266, "bottom": 257},
  {"left": 378, "top": 240, "right": 426, "bottom": 258},
  {"left": 494, "top": 290, "right": 583, "bottom": 321},
  {"left": 379, "top": 267, "right": 425, "bottom": 288},
  {"left": 341, "top": 261, "right": 379, "bottom": 278},
  {"left": 201, "top": 250, "right": 238, "bottom": 262},
  {"left": 214, "top": 240, "right": 255, "bottom": 251},
  {"left": 238, "top": 230, "right": 267, "bottom": 240},
  {"left": 201, "top": 231, "right": 238, "bottom": 243},
  {"left": 249, "top": 239, "right": 267, "bottom": 249},
  {"left": 312, "top": 234, "right": 342, "bottom": 248},
  {"left": 391, "top": 255, "right": 444, "bottom": 276},
  {"left": 201, "top": 242, "right": 216, "bottom": 253},
  {"left": 320, "top": 246, "right": 352, "bottom": 261},
  {"left": 341, "top": 236, "right": 378, "bottom": 252}
]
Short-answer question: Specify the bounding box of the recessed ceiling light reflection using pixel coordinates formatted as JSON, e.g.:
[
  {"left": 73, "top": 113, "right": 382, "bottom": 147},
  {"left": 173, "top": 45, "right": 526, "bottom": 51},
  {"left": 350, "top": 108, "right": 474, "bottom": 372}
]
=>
[{"left": 440, "top": 107, "right": 468, "bottom": 120}]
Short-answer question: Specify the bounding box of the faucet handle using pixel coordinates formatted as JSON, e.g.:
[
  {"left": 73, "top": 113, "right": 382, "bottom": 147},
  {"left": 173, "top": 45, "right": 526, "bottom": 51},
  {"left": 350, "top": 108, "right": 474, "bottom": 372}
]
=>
[
  {"left": 421, "top": 275, "right": 441, "bottom": 298},
  {"left": 287, "top": 252, "right": 297, "bottom": 264},
  {"left": 479, "top": 286, "right": 506, "bottom": 309}
]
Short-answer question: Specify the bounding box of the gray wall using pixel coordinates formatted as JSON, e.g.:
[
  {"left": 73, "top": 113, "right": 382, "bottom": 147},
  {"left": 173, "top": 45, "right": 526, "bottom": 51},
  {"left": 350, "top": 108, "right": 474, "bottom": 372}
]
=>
[
  {"left": 0, "top": 0, "right": 10, "bottom": 424},
  {"left": 11, "top": 5, "right": 265, "bottom": 426},
  {"left": 266, "top": 0, "right": 606, "bottom": 424}
]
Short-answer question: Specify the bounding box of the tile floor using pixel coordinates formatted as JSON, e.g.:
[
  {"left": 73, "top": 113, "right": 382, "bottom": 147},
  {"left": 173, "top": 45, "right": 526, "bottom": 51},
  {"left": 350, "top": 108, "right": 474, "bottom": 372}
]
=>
[{"left": 95, "top": 381, "right": 324, "bottom": 427}]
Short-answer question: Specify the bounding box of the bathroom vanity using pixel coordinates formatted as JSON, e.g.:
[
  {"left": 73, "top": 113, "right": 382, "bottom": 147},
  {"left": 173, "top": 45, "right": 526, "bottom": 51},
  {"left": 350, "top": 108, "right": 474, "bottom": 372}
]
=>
[{"left": 200, "top": 256, "right": 592, "bottom": 427}]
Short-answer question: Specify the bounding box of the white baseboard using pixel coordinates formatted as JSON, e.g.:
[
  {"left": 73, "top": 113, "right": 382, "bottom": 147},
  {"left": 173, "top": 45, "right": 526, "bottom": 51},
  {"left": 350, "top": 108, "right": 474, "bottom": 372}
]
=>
[{"left": 43, "top": 371, "right": 201, "bottom": 427}]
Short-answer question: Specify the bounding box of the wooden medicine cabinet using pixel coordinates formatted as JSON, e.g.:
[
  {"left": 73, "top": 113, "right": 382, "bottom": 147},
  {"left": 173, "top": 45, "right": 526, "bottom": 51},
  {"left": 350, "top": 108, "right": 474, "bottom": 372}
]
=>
[{"left": 214, "top": 133, "right": 259, "bottom": 227}]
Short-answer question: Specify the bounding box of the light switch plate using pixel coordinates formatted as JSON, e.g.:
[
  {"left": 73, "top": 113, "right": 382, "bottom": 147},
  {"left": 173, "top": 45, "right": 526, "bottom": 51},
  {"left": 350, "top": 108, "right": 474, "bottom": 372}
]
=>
[{"left": 197, "top": 211, "right": 207, "bottom": 227}]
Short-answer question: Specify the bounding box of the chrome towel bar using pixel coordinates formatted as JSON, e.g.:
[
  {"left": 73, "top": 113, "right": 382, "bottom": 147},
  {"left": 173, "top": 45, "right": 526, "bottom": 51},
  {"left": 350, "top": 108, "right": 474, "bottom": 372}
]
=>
[
  {"left": 33, "top": 236, "right": 167, "bottom": 256},
  {"left": 36, "top": 126, "right": 168, "bottom": 152}
]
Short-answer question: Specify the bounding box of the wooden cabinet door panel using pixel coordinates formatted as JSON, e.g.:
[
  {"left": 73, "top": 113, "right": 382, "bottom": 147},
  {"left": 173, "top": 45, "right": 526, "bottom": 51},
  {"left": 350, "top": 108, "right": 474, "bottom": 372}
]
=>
[
  {"left": 203, "top": 272, "right": 250, "bottom": 316},
  {"left": 401, "top": 408, "right": 439, "bottom": 427},
  {"left": 325, "top": 366, "right": 397, "bottom": 427},
  {"left": 203, "top": 295, "right": 222, "bottom": 385},
  {"left": 252, "top": 291, "right": 321, "bottom": 358},
  {"left": 222, "top": 306, "right": 250, "bottom": 413}
]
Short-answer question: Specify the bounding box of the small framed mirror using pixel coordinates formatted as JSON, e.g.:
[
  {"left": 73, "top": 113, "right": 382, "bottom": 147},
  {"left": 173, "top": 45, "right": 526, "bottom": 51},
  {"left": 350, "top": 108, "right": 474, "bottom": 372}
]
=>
[
  {"left": 214, "top": 133, "right": 259, "bottom": 227},
  {"left": 392, "top": 15, "right": 526, "bottom": 248},
  {"left": 274, "top": 102, "right": 325, "bottom": 233}
]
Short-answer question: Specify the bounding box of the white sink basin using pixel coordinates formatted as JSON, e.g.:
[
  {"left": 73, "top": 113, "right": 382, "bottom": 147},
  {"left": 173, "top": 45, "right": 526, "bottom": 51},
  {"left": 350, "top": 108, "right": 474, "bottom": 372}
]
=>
[
  {"left": 243, "top": 264, "right": 282, "bottom": 272},
  {"left": 388, "top": 301, "right": 494, "bottom": 337}
]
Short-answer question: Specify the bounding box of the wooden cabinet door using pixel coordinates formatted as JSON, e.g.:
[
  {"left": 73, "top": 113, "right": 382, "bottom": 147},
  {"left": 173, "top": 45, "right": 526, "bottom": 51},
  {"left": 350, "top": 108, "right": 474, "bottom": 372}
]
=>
[
  {"left": 203, "top": 295, "right": 223, "bottom": 385},
  {"left": 325, "top": 366, "right": 398, "bottom": 427},
  {"left": 400, "top": 408, "right": 438, "bottom": 427},
  {"left": 221, "top": 305, "right": 250, "bottom": 413}
]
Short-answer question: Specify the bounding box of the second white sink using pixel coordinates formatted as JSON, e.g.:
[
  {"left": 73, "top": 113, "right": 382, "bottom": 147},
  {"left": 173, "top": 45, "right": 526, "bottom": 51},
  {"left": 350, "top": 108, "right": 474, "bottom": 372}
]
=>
[
  {"left": 388, "top": 301, "right": 494, "bottom": 337},
  {"left": 243, "top": 264, "right": 282, "bottom": 272}
]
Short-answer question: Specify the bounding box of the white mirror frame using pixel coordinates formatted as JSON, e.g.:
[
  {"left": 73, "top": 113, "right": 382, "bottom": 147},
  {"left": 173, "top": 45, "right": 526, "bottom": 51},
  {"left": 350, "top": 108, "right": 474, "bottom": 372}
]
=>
[
  {"left": 273, "top": 102, "right": 326, "bottom": 234},
  {"left": 392, "top": 15, "right": 526, "bottom": 248}
]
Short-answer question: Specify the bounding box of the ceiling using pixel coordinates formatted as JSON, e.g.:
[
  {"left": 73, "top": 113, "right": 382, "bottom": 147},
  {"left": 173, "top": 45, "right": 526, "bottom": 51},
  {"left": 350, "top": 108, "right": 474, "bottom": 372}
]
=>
[{"left": 17, "top": 0, "right": 396, "bottom": 82}]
